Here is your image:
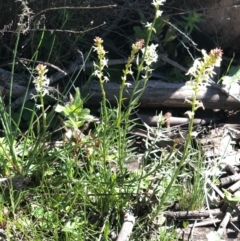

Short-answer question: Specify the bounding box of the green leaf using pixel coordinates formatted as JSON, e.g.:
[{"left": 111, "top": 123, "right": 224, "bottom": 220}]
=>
[
  {"left": 183, "top": 221, "right": 189, "bottom": 228},
  {"left": 223, "top": 188, "right": 240, "bottom": 203},
  {"left": 133, "top": 26, "right": 148, "bottom": 40},
  {"left": 222, "top": 66, "right": 240, "bottom": 85},
  {"left": 62, "top": 221, "right": 78, "bottom": 233},
  {"left": 154, "top": 15, "right": 168, "bottom": 33},
  {"left": 103, "top": 220, "right": 110, "bottom": 239},
  {"left": 163, "top": 27, "right": 177, "bottom": 43}
]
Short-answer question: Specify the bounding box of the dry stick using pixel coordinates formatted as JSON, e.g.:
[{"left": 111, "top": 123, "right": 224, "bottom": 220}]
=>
[
  {"left": 19, "top": 58, "right": 67, "bottom": 74},
  {"left": 220, "top": 173, "right": 240, "bottom": 186},
  {"left": 188, "top": 216, "right": 239, "bottom": 228},
  {"left": 189, "top": 220, "right": 197, "bottom": 241},
  {"left": 227, "top": 180, "right": 240, "bottom": 193},
  {"left": 116, "top": 212, "right": 135, "bottom": 241},
  {"left": 31, "top": 5, "right": 117, "bottom": 20},
  {"left": 208, "top": 179, "right": 240, "bottom": 237},
  {"left": 207, "top": 179, "right": 224, "bottom": 199},
  {"left": 137, "top": 113, "right": 219, "bottom": 126},
  {"left": 230, "top": 221, "right": 240, "bottom": 233},
  {"left": 164, "top": 208, "right": 223, "bottom": 219},
  {"left": 217, "top": 206, "right": 232, "bottom": 237},
  {"left": 161, "top": 55, "right": 188, "bottom": 72}
]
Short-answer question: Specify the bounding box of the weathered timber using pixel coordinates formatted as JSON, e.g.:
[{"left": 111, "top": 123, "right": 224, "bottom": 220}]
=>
[{"left": 83, "top": 80, "right": 240, "bottom": 110}]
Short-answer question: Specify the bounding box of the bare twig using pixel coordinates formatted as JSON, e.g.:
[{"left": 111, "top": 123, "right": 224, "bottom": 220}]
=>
[
  {"left": 164, "top": 208, "right": 223, "bottom": 219},
  {"left": 189, "top": 220, "right": 197, "bottom": 241},
  {"left": 187, "top": 216, "right": 239, "bottom": 227},
  {"left": 31, "top": 5, "right": 117, "bottom": 20},
  {"left": 19, "top": 58, "right": 67, "bottom": 75},
  {"left": 220, "top": 173, "right": 240, "bottom": 186},
  {"left": 116, "top": 211, "right": 135, "bottom": 241},
  {"left": 217, "top": 206, "right": 232, "bottom": 237},
  {"left": 137, "top": 113, "right": 219, "bottom": 126},
  {"left": 227, "top": 180, "right": 240, "bottom": 193}
]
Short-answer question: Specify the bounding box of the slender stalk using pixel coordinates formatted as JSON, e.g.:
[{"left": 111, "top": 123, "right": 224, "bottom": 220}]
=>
[
  {"left": 93, "top": 37, "right": 109, "bottom": 165},
  {"left": 152, "top": 96, "right": 195, "bottom": 219},
  {"left": 151, "top": 48, "right": 223, "bottom": 220}
]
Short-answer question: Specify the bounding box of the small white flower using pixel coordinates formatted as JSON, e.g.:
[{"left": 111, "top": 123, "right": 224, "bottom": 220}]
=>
[
  {"left": 145, "top": 22, "right": 152, "bottom": 28},
  {"left": 42, "top": 88, "right": 49, "bottom": 96},
  {"left": 141, "top": 74, "right": 148, "bottom": 79},
  {"left": 103, "top": 76, "right": 109, "bottom": 82},
  {"left": 93, "top": 70, "right": 102, "bottom": 78},
  {"left": 185, "top": 110, "right": 194, "bottom": 119},
  {"left": 186, "top": 58, "right": 201, "bottom": 76},
  {"left": 35, "top": 104, "right": 43, "bottom": 109},
  {"left": 152, "top": 0, "right": 166, "bottom": 7},
  {"left": 122, "top": 76, "right": 127, "bottom": 81},
  {"left": 93, "top": 61, "right": 97, "bottom": 68},
  {"left": 142, "top": 43, "right": 158, "bottom": 66},
  {"left": 145, "top": 22, "right": 156, "bottom": 33},
  {"left": 156, "top": 10, "right": 163, "bottom": 17},
  {"left": 128, "top": 68, "right": 133, "bottom": 75},
  {"left": 191, "top": 131, "right": 199, "bottom": 138},
  {"left": 43, "top": 76, "right": 50, "bottom": 86},
  {"left": 102, "top": 57, "right": 108, "bottom": 67},
  {"left": 33, "top": 65, "right": 50, "bottom": 97},
  {"left": 125, "top": 82, "right": 132, "bottom": 87},
  {"left": 92, "top": 46, "right": 98, "bottom": 52}
]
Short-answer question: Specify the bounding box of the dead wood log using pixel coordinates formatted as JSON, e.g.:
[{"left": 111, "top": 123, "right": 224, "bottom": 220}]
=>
[{"left": 84, "top": 80, "right": 240, "bottom": 110}]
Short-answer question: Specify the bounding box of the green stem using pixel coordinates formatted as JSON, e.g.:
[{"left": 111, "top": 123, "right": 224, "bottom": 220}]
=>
[
  {"left": 98, "top": 72, "right": 108, "bottom": 166},
  {"left": 151, "top": 91, "right": 197, "bottom": 220}
]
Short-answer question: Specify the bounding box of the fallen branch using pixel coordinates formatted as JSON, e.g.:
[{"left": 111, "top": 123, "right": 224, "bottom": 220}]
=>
[
  {"left": 163, "top": 208, "right": 223, "bottom": 219},
  {"left": 217, "top": 206, "right": 232, "bottom": 237},
  {"left": 220, "top": 173, "right": 240, "bottom": 186},
  {"left": 137, "top": 113, "right": 219, "bottom": 126},
  {"left": 83, "top": 80, "right": 240, "bottom": 110}
]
